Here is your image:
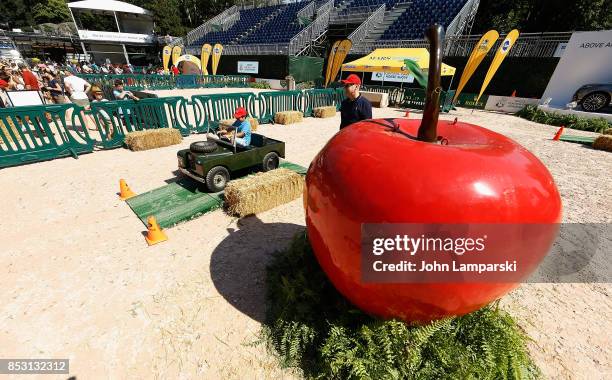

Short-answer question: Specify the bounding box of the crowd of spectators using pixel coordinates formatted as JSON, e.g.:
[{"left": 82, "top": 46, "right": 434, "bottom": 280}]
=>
[{"left": 0, "top": 58, "right": 168, "bottom": 109}]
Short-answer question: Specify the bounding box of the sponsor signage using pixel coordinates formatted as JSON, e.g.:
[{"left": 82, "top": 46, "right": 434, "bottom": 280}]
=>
[
  {"left": 371, "top": 72, "right": 415, "bottom": 83},
  {"left": 237, "top": 61, "right": 259, "bottom": 74},
  {"left": 78, "top": 30, "right": 153, "bottom": 43},
  {"left": 541, "top": 30, "right": 612, "bottom": 107},
  {"left": 484, "top": 96, "right": 539, "bottom": 113},
  {"left": 553, "top": 42, "right": 567, "bottom": 57}
]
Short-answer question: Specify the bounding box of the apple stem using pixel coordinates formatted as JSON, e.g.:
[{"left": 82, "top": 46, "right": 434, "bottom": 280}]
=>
[{"left": 417, "top": 24, "right": 445, "bottom": 143}]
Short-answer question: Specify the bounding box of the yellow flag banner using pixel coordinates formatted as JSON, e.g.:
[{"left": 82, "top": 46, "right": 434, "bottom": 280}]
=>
[
  {"left": 171, "top": 45, "right": 182, "bottom": 67},
  {"left": 200, "top": 43, "right": 212, "bottom": 75},
  {"left": 329, "top": 39, "right": 352, "bottom": 86},
  {"left": 162, "top": 45, "right": 172, "bottom": 73},
  {"left": 476, "top": 29, "right": 519, "bottom": 102},
  {"left": 452, "top": 30, "right": 499, "bottom": 102},
  {"left": 325, "top": 40, "right": 341, "bottom": 87},
  {"left": 211, "top": 43, "right": 223, "bottom": 75}
]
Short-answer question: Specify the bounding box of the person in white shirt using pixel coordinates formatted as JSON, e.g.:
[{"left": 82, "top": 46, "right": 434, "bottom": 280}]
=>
[
  {"left": 63, "top": 71, "right": 91, "bottom": 108},
  {"left": 63, "top": 71, "right": 96, "bottom": 130}
]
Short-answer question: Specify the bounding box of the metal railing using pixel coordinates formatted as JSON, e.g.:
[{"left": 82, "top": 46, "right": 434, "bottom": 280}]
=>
[
  {"left": 446, "top": 0, "right": 480, "bottom": 37},
  {"left": 289, "top": 7, "right": 331, "bottom": 55},
  {"left": 349, "top": 32, "right": 572, "bottom": 57},
  {"left": 223, "top": 43, "right": 290, "bottom": 55},
  {"left": 445, "top": 32, "right": 572, "bottom": 57},
  {"left": 347, "top": 5, "right": 385, "bottom": 47},
  {"left": 221, "top": 11, "right": 240, "bottom": 31},
  {"left": 316, "top": 0, "right": 334, "bottom": 16},
  {"left": 297, "top": 1, "right": 316, "bottom": 20},
  {"left": 330, "top": 5, "right": 380, "bottom": 23},
  {"left": 183, "top": 5, "right": 239, "bottom": 46}
]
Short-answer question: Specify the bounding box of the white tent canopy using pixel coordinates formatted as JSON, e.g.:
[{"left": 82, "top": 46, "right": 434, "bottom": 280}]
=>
[{"left": 67, "top": 0, "right": 151, "bottom": 15}]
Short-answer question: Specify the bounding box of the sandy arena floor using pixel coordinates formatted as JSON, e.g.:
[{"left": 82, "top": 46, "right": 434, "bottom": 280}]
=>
[{"left": 1, "top": 88, "right": 611, "bottom": 379}]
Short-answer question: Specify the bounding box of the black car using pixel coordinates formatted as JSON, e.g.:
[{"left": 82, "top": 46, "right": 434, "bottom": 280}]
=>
[{"left": 572, "top": 84, "right": 612, "bottom": 112}]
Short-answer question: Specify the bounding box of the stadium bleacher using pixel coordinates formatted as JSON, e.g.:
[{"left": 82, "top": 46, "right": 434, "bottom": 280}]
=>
[
  {"left": 381, "top": 0, "right": 467, "bottom": 39},
  {"left": 187, "top": 0, "right": 470, "bottom": 49},
  {"left": 241, "top": 2, "right": 310, "bottom": 44}
]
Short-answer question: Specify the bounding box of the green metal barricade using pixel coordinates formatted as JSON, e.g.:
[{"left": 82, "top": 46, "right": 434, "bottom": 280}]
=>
[
  {"left": 225, "top": 75, "right": 250, "bottom": 87},
  {"left": 400, "top": 88, "right": 455, "bottom": 112},
  {"left": 362, "top": 85, "right": 407, "bottom": 106},
  {"left": 303, "top": 89, "right": 338, "bottom": 117},
  {"left": 333, "top": 88, "right": 345, "bottom": 109},
  {"left": 0, "top": 104, "right": 95, "bottom": 168},
  {"left": 257, "top": 90, "right": 304, "bottom": 123},
  {"left": 199, "top": 75, "right": 225, "bottom": 88},
  {"left": 89, "top": 96, "right": 192, "bottom": 149},
  {"left": 175, "top": 75, "right": 200, "bottom": 89},
  {"left": 191, "top": 92, "right": 257, "bottom": 133}
]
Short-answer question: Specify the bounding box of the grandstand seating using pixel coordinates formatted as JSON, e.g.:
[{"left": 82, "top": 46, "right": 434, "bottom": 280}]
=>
[
  {"left": 241, "top": 2, "right": 309, "bottom": 44},
  {"left": 381, "top": 0, "right": 467, "bottom": 39},
  {"left": 192, "top": 2, "right": 312, "bottom": 47},
  {"left": 187, "top": 0, "right": 469, "bottom": 49}
]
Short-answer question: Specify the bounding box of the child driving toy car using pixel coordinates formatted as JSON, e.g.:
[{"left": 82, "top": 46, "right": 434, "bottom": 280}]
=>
[{"left": 218, "top": 106, "right": 252, "bottom": 146}]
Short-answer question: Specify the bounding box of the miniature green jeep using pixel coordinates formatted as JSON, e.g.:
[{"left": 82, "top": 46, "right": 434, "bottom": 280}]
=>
[{"left": 177, "top": 133, "right": 286, "bottom": 192}]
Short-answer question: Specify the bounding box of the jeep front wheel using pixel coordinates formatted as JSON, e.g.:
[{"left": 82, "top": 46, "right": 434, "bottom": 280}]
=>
[
  {"left": 262, "top": 152, "right": 280, "bottom": 172},
  {"left": 206, "top": 166, "right": 230, "bottom": 192}
]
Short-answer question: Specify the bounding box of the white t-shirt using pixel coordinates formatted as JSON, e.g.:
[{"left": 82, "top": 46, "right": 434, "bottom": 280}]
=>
[{"left": 63, "top": 75, "right": 89, "bottom": 99}]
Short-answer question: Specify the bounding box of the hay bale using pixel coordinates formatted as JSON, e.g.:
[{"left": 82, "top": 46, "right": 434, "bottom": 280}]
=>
[
  {"left": 274, "top": 111, "right": 303, "bottom": 125},
  {"left": 313, "top": 106, "right": 336, "bottom": 118},
  {"left": 124, "top": 128, "right": 182, "bottom": 151},
  {"left": 219, "top": 117, "right": 259, "bottom": 131},
  {"left": 0, "top": 119, "right": 21, "bottom": 144},
  {"left": 603, "top": 128, "right": 612, "bottom": 135},
  {"left": 224, "top": 168, "right": 304, "bottom": 217},
  {"left": 592, "top": 135, "right": 612, "bottom": 152}
]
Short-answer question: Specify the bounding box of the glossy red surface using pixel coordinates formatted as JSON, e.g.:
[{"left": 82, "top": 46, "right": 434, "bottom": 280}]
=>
[{"left": 304, "top": 118, "right": 562, "bottom": 322}]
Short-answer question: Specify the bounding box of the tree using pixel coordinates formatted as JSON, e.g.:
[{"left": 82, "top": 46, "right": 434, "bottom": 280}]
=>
[
  {"left": 472, "top": 0, "right": 611, "bottom": 33},
  {"left": 33, "top": 0, "right": 71, "bottom": 25},
  {"left": 148, "top": 0, "right": 186, "bottom": 36}
]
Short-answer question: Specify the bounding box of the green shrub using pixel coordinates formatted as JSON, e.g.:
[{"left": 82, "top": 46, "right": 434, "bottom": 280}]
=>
[
  {"left": 249, "top": 81, "right": 271, "bottom": 89},
  {"left": 516, "top": 105, "right": 612, "bottom": 133},
  {"left": 261, "top": 233, "right": 540, "bottom": 380}
]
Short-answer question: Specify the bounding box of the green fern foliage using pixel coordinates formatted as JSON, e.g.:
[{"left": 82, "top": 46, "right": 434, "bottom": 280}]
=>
[{"left": 262, "top": 233, "right": 541, "bottom": 380}]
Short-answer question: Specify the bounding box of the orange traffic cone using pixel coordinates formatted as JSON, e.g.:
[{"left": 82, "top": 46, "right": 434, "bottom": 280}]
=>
[
  {"left": 511, "top": 90, "right": 517, "bottom": 97},
  {"left": 552, "top": 126, "right": 564, "bottom": 141},
  {"left": 145, "top": 216, "right": 167, "bottom": 246},
  {"left": 405, "top": 110, "right": 410, "bottom": 118},
  {"left": 552, "top": 126, "right": 565, "bottom": 141},
  {"left": 119, "top": 179, "right": 136, "bottom": 200}
]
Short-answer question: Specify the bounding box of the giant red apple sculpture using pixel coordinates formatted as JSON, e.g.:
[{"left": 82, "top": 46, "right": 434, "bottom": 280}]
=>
[{"left": 304, "top": 25, "right": 562, "bottom": 323}]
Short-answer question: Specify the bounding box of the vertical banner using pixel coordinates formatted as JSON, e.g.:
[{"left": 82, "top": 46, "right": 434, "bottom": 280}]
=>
[
  {"left": 171, "top": 45, "right": 182, "bottom": 67},
  {"left": 162, "top": 45, "right": 172, "bottom": 73},
  {"left": 329, "top": 39, "right": 352, "bottom": 86},
  {"left": 200, "top": 43, "right": 212, "bottom": 75},
  {"left": 476, "top": 29, "right": 520, "bottom": 102},
  {"left": 452, "top": 30, "right": 499, "bottom": 102},
  {"left": 325, "top": 40, "right": 341, "bottom": 87},
  {"left": 211, "top": 43, "right": 223, "bottom": 75}
]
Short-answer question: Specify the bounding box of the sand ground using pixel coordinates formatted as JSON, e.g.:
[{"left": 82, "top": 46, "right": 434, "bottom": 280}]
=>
[{"left": 0, "top": 88, "right": 611, "bottom": 379}]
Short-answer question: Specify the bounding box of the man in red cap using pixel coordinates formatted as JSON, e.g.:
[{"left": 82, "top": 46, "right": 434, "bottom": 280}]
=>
[
  {"left": 219, "top": 106, "right": 252, "bottom": 146},
  {"left": 339, "top": 73, "right": 372, "bottom": 129}
]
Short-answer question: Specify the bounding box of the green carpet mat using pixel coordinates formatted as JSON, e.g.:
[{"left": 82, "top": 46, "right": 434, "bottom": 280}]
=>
[
  {"left": 279, "top": 161, "right": 308, "bottom": 175},
  {"left": 559, "top": 135, "right": 596, "bottom": 144},
  {"left": 126, "top": 161, "right": 308, "bottom": 228}
]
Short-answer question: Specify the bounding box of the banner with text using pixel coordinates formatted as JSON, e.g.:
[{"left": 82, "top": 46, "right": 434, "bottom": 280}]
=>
[
  {"left": 372, "top": 71, "right": 415, "bottom": 83},
  {"left": 237, "top": 61, "right": 259, "bottom": 74}
]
